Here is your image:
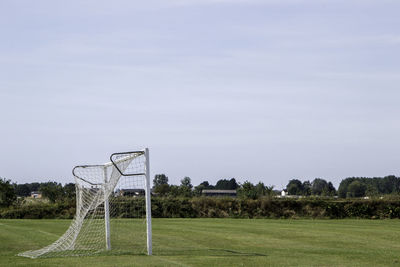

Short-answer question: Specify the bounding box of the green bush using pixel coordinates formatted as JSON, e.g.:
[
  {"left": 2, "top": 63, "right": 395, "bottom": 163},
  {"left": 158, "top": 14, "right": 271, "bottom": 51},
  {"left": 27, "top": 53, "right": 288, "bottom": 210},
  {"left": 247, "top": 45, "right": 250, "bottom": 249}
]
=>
[
  {"left": 0, "top": 202, "right": 75, "bottom": 219},
  {"left": 1, "top": 197, "right": 400, "bottom": 219}
]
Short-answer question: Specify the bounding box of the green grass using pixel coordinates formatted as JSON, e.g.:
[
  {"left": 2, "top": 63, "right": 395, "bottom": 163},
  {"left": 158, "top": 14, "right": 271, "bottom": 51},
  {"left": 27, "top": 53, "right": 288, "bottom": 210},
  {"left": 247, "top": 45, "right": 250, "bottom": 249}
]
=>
[{"left": 0, "top": 219, "right": 400, "bottom": 266}]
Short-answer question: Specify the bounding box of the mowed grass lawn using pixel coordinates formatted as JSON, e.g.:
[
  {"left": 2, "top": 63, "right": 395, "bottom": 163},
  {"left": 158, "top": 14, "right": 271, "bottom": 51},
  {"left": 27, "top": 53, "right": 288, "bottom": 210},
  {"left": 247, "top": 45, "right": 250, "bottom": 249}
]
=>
[{"left": 0, "top": 219, "right": 399, "bottom": 266}]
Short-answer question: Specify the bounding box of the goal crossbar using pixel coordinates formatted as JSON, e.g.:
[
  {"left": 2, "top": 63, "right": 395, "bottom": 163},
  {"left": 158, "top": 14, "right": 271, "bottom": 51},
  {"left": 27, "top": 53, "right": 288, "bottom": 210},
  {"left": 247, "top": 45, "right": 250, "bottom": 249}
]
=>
[{"left": 72, "top": 152, "right": 145, "bottom": 186}]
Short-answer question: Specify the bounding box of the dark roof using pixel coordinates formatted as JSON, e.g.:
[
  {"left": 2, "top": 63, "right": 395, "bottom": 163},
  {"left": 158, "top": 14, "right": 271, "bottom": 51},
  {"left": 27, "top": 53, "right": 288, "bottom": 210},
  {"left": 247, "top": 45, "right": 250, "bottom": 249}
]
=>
[
  {"left": 202, "top": 190, "right": 236, "bottom": 194},
  {"left": 120, "top": 189, "right": 144, "bottom": 192}
]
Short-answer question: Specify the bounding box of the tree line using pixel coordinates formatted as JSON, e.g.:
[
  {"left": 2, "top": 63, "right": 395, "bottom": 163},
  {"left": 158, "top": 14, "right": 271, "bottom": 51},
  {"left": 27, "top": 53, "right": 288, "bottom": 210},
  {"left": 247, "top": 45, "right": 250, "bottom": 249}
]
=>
[
  {"left": 1, "top": 175, "right": 400, "bottom": 209},
  {"left": 285, "top": 178, "right": 336, "bottom": 196},
  {"left": 153, "top": 174, "right": 400, "bottom": 199},
  {"left": 281, "top": 176, "right": 400, "bottom": 198},
  {"left": 338, "top": 176, "right": 400, "bottom": 198},
  {"left": 0, "top": 179, "right": 76, "bottom": 208},
  {"left": 152, "top": 175, "right": 336, "bottom": 198},
  {"left": 152, "top": 174, "right": 274, "bottom": 199}
]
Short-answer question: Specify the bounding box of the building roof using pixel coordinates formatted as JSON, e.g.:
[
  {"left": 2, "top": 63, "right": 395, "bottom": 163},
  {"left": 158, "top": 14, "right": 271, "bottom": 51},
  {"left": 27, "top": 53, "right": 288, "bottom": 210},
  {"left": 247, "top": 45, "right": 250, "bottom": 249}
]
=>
[
  {"left": 202, "top": 190, "right": 236, "bottom": 194},
  {"left": 120, "top": 189, "right": 144, "bottom": 192}
]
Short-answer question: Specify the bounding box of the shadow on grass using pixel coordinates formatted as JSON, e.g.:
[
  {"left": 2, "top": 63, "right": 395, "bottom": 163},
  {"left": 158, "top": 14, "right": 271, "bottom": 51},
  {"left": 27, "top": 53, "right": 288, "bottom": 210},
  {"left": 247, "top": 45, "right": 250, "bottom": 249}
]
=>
[
  {"left": 16, "top": 248, "right": 266, "bottom": 259},
  {"left": 154, "top": 248, "right": 267, "bottom": 257}
]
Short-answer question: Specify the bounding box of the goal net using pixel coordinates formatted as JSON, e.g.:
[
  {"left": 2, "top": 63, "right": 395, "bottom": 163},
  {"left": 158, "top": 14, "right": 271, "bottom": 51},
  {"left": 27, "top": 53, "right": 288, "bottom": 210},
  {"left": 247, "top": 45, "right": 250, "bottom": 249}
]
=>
[{"left": 18, "top": 149, "right": 152, "bottom": 258}]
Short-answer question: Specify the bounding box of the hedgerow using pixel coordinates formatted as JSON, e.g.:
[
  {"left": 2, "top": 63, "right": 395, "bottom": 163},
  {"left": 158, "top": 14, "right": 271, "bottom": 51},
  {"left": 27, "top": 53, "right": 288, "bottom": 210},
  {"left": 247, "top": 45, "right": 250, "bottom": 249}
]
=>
[{"left": 1, "top": 197, "right": 400, "bottom": 219}]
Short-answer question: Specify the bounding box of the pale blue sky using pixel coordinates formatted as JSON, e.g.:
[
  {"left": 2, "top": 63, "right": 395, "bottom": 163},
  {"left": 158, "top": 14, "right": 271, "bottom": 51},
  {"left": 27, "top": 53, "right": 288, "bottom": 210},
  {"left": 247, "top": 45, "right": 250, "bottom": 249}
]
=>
[{"left": 1, "top": 0, "right": 399, "bottom": 189}]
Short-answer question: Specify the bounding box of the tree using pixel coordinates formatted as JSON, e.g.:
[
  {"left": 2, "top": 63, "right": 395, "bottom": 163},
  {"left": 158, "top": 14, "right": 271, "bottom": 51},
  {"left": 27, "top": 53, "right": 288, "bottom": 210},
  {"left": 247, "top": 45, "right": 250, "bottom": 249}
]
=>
[
  {"left": 227, "top": 178, "right": 238, "bottom": 190},
  {"left": 193, "top": 184, "right": 205, "bottom": 196},
  {"left": 311, "top": 178, "right": 328, "bottom": 196},
  {"left": 153, "top": 174, "right": 168, "bottom": 188},
  {"left": 237, "top": 181, "right": 258, "bottom": 199},
  {"left": 302, "top": 180, "right": 312, "bottom": 196},
  {"left": 237, "top": 181, "right": 275, "bottom": 199},
  {"left": 215, "top": 178, "right": 238, "bottom": 190},
  {"left": 64, "top": 183, "right": 76, "bottom": 200},
  {"left": 28, "top": 182, "right": 40, "bottom": 192},
  {"left": 255, "top": 182, "right": 275, "bottom": 198},
  {"left": 338, "top": 178, "right": 356, "bottom": 198},
  {"left": 40, "top": 182, "right": 63, "bottom": 203},
  {"left": 179, "top": 177, "right": 193, "bottom": 197},
  {"left": 286, "top": 179, "right": 303, "bottom": 195},
  {"left": 194, "top": 181, "right": 215, "bottom": 196},
  {"left": 337, "top": 176, "right": 400, "bottom": 198},
  {"left": 194, "top": 181, "right": 210, "bottom": 196},
  {"left": 199, "top": 181, "right": 214, "bottom": 189},
  {"left": 381, "top": 175, "right": 399, "bottom": 194},
  {"left": 14, "top": 182, "right": 40, "bottom": 197},
  {"left": 154, "top": 184, "right": 170, "bottom": 196},
  {"left": 14, "top": 183, "right": 31, "bottom": 197},
  {"left": 265, "top": 185, "right": 275, "bottom": 197},
  {"left": 310, "top": 179, "right": 336, "bottom": 196},
  {"left": 347, "top": 181, "right": 366, "bottom": 198},
  {"left": 180, "top": 177, "right": 193, "bottom": 189},
  {"left": 167, "top": 185, "right": 180, "bottom": 197},
  {"left": 0, "top": 178, "right": 16, "bottom": 207},
  {"left": 365, "top": 184, "right": 379, "bottom": 197},
  {"left": 255, "top": 182, "right": 267, "bottom": 196},
  {"left": 327, "top": 182, "right": 336, "bottom": 196},
  {"left": 152, "top": 174, "right": 170, "bottom": 196}
]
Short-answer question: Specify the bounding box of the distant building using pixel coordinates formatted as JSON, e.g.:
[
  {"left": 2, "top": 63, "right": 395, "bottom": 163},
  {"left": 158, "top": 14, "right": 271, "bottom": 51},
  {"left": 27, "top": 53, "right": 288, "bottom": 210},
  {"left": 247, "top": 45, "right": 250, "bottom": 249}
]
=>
[
  {"left": 201, "top": 189, "right": 237, "bottom": 197},
  {"left": 30, "top": 191, "right": 42, "bottom": 199},
  {"left": 276, "top": 190, "right": 295, "bottom": 198},
  {"left": 117, "top": 189, "right": 145, "bottom": 197}
]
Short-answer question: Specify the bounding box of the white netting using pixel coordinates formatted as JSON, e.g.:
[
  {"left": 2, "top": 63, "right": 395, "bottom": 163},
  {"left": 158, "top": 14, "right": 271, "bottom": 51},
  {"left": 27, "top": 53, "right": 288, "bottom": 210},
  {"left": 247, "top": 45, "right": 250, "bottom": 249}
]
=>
[{"left": 19, "top": 151, "right": 149, "bottom": 258}]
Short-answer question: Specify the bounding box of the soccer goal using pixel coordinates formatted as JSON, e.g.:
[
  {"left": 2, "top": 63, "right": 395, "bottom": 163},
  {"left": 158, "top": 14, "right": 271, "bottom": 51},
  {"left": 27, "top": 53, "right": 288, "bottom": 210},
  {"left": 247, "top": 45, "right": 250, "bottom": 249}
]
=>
[{"left": 19, "top": 149, "right": 152, "bottom": 258}]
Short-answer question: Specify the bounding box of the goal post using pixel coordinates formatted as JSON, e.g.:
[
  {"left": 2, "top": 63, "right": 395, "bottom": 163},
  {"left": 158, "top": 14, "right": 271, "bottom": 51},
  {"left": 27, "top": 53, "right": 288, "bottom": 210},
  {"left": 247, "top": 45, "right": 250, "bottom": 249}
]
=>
[
  {"left": 103, "top": 165, "right": 111, "bottom": 250},
  {"left": 145, "top": 148, "right": 152, "bottom": 255},
  {"left": 18, "top": 149, "right": 152, "bottom": 258}
]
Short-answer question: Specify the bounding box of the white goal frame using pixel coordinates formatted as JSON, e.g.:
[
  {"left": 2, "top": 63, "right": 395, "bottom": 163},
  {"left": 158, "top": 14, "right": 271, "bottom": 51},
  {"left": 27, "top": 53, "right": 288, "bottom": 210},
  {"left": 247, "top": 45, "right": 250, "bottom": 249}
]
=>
[{"left": 18, "top": 148, "right": 152, "bottom": 258}]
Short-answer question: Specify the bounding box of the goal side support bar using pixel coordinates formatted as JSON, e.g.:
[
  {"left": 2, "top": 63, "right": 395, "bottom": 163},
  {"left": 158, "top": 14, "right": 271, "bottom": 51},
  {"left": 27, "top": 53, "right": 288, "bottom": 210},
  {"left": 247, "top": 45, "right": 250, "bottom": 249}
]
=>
[
  {"left": 103, "top": 166, "right": 111, "bottom": 250},
  {"left": 145, "top": 148, "right": 152, "bottom": 255}
]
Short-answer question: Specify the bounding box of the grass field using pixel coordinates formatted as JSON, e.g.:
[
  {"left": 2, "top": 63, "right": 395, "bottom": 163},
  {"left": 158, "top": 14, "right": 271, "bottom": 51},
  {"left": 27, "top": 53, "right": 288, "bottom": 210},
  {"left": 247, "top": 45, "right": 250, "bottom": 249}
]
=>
[{"left": 0, "top": 219, "right": 400, "bottom": 266}]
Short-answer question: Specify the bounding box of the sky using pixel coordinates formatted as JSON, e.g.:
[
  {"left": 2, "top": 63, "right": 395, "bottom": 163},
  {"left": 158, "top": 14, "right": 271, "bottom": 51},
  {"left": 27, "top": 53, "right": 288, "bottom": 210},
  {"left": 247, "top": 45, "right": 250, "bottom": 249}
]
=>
[{"left": 0, "top": 0, "right": 399, "bottom": 190}]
